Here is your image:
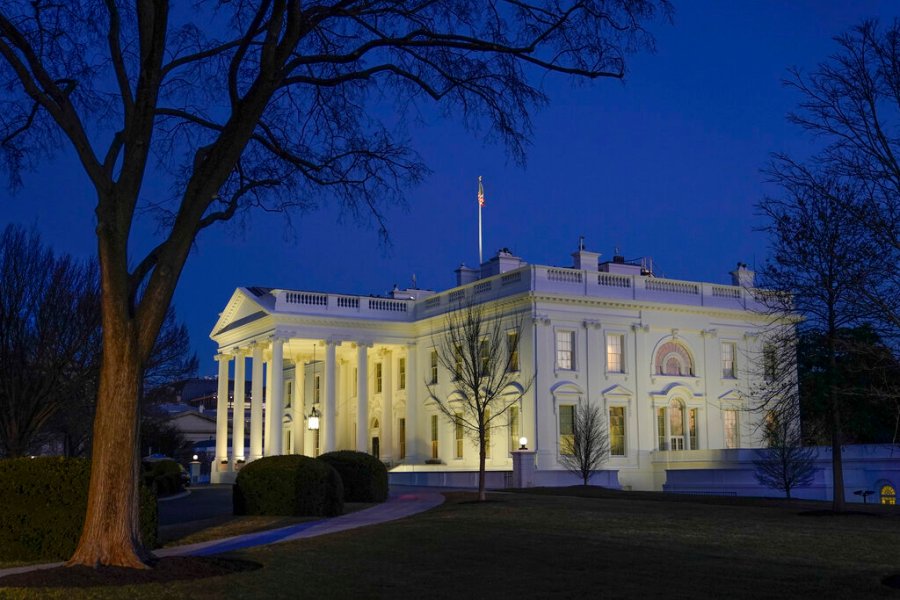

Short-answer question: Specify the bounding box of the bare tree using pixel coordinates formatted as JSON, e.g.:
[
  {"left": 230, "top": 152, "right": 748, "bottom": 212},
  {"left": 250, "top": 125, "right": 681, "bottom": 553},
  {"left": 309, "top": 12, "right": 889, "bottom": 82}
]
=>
[
  {"left": 428, "top": 302, "right": 532, "bottom": 501},
  {"left": 756, "top": 170, "right": 879, "bottom": 512},
  {"left": 753, "top": 413, "right": 817, "bottom": 500},
  {"left": 0, "top": 0, "right": 669, "bottom": 567},
  {"left": 559, "top": 401, "right": 609, "bottom": 486},
  {"left": 0, "top": 225, "right": 100, "bottom": 458}
]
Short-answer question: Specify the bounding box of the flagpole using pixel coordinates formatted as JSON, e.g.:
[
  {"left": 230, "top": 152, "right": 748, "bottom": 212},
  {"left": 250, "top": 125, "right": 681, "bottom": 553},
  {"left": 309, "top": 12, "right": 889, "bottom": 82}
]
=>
[{"left": 478, "top": 175, "right": 483, "bottom": 266}]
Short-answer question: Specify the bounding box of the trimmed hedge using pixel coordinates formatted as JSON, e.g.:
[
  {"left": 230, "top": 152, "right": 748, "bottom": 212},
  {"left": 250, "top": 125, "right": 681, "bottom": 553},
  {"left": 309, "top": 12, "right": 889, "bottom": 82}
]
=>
[
  {"left": 233, "top": 455, "right": 343, "bottom": 517},
  {"left": 0, "top": 457, "right": 158, "bottom": 561},
  {"left": 142, "top": 458, "right": 184, "bottom": 496},
  {"left": 318, "top": 451, "right": 388, "bottom": 503}
]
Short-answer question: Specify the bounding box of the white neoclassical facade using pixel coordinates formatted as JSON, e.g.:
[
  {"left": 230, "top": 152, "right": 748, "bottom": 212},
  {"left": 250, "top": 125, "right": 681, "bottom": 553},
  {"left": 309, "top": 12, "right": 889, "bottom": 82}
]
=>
[{"left": 210, "top": 244, "right": 773, "bottom": 490}]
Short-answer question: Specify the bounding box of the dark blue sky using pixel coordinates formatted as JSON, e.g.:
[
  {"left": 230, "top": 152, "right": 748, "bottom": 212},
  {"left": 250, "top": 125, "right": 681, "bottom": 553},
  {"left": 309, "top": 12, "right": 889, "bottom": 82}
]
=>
[{"left": 1, "top": 1, "right": 896, "bottom": 376}]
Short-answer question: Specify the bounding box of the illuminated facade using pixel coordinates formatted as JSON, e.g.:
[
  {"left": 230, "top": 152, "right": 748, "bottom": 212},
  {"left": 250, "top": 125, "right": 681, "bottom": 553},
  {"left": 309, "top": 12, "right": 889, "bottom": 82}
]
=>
[{"left": 209, "top": 244, "right": 774, "bottom": 491}]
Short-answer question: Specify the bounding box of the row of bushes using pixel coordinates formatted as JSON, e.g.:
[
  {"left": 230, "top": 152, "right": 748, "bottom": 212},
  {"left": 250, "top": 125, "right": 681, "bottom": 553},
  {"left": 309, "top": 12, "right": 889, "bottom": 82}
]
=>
[
  {"left": 233, "top": 451, "right": 388, "bottom": 517},
  {"left": 0, "top": 457, "right": 158, "bottom": 561}
]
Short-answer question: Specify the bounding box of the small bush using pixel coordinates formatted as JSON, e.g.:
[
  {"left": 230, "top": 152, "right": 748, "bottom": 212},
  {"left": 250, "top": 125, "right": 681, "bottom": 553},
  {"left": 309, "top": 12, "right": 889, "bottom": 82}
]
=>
[
  {"left": 233, "top": 455, "right": 343, "bottom": 517},
  {"left": 142, "top": 458, "right": 185, "bottom": 496},
  {"left": 318, "top": 451, "right": 388, "bottom": 503},
  {"left": 0, "top": 457, "right": 158, "bottom": 561}
]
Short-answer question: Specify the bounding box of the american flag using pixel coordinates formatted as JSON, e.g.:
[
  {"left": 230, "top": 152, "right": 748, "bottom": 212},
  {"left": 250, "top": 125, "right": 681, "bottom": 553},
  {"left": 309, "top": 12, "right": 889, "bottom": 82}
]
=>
[{"left": 478, "top": 176, "right": 485, "bottom": 208}]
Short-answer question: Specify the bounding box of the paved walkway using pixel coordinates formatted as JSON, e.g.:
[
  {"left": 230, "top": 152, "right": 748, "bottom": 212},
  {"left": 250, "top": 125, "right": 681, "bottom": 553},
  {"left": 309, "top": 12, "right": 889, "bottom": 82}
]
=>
[{"left": 0, "top": 488, "right": 444, "bottom": 579}]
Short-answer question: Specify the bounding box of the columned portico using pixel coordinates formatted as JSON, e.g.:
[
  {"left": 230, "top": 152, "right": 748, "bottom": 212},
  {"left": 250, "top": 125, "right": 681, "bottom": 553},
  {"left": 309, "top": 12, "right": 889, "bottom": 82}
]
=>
[
  {"left": 214, "top": 353, "right": 231, "bottom": 464},
  {"left": 356, "top": 342, "right": 369, "bottom": 452},
  {"left": 324, "top": 340, "right": 338, "bottom": 453},
  {"left": 250, "top": 343, "right": 264, "bottom": 461},
  {"left": 232, "top": 348, "right": 247, "bottom": 462}
]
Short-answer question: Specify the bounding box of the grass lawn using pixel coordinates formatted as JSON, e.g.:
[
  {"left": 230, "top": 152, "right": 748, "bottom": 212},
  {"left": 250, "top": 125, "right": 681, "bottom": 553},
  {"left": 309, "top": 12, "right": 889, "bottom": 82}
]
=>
[{"left": 2, "top": 489, "right": 900, "bottom": 599}]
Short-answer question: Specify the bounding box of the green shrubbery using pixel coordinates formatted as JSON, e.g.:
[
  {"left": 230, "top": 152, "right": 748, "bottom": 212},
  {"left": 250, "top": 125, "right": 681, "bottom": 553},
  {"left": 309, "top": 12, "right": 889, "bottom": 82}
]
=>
[
  {"left": 234, "top": 455, "right": 343, "bottom": 517},
  {"left": 318, "top": 451, "right": 388, "bottom": 502},
  {"left": 142, "top": 458, "right": 185, "bottom": 496},
  {"left": 0, "top": 457, "right": 158, "bottom": 561}
]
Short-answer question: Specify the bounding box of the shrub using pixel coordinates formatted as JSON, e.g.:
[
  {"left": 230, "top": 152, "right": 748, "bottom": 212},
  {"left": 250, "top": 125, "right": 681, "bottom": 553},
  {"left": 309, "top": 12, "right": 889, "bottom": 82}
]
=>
[
  {"left": 142, "top": 458, "right": 185, "bottom": 496},
  {"left": 0, "top": 457, "right": 158, "bottom": 561},
  {"left": 318, "top": 451, "right": 388, "bottom": 503},
  {"left": 233, "top": 455, "right": 343, "bottom": 517}
]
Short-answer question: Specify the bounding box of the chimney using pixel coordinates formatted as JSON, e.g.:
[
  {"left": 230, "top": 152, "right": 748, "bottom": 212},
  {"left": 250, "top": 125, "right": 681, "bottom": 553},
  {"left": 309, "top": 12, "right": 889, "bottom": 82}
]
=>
[
  {"left": 730, "top": 262, "right": 755, "bottom": 287},
  {"left": 571, "top": 237, "right": 600, "bottom": 272},
  {"left": 455, "top": 263, "right": 479, "bottom": 286}
]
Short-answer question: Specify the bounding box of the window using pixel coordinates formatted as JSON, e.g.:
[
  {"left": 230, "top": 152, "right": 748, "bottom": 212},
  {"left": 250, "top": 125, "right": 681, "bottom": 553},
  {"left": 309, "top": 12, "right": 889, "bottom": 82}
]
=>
[
  {"left": 454, "top": 413, "right": 464, "bottom": 459},
  {"left": 484, "top": 409, "right": 491, "bottom": 459},
  {"left": 375, "top": 362, "right": 383, "bottom": 393},
  {"left": 657, "top": 407, "right": 666, "bottom": 450},
  {"left": 314, "top": 374, "right": 321, "bottom": 403},
  {"left": 508, "top": 405, "right": 520, "bottom": 453},
  {"left": 480, "top": 339, "right": 490, "bottom": 376},
  {"left": 559, "top": 405, "right": 575, "bottom": 455},
  {"left": 607, "top": 334, "right": 624, "bottom": 373},
  {"left": 314, "top": 428, "right": 320, "bottom": 457},
  {"left": 609, "top": 406, "right": 625, "bottom": 456},
  {"left": 454, "top": 345, "right": 463, "bottom": 380},
  {"left": 556, "top": 330, "right": 575, "bottom": 370},
  {"left": 507, "top": 332, "right": 520, "bottom": 372},
  {"left": 398, "top": 418, "right": 406, "bottom": 459},
  {"left": 430, "top": 350, "right": 438, "bottom": 384},
  {"left": 722, "top": 342, "right": 736, "bottom": 378},
  {"left": 431, "top": 414, "right": 439, "bottom": 459},
  {"left": 881, "top": 484, "right": 896, "bottom": 505},
  {"left": 285, "top": 381, "right": 292, "bottom": 409},
  {"left": 399, "top": 358, "right": 406, "bottom": 390},
  {"left": 654, "top": 341, "right": 694, "bottom": 376},
  {"left": 764, "top": 344, "right": 778, "bottom": 381},
  {"left": 669, "top": 401, "right": 685, "bottom": 450},
  {"left": 724, "top": 409, "right": 738, "bottom": 449}
]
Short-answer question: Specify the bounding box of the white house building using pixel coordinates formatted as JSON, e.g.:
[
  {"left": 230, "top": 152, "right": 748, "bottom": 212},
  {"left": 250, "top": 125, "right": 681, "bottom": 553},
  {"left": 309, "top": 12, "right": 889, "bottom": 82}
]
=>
[{"left": 209, "top": 243, "right": 784, "bottom": 491}]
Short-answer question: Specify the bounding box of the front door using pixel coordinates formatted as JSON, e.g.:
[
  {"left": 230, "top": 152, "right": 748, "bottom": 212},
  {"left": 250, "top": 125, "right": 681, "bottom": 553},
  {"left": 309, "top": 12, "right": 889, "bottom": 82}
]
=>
[{"left": 372, "top": 436, "right": 380, "bottom": 459}]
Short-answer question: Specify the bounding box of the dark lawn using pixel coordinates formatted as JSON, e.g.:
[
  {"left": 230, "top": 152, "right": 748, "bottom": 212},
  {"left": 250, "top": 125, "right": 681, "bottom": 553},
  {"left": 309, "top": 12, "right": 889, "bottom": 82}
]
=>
[{"left": 2, "top": 489, "right": 899, "bottom": 599}]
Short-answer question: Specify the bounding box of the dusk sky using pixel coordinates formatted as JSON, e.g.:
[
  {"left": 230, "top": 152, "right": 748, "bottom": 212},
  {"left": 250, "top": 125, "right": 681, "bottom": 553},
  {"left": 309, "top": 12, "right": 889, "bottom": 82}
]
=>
[{"left": 1, "top": 1, "right": 897, "bottom": 376}]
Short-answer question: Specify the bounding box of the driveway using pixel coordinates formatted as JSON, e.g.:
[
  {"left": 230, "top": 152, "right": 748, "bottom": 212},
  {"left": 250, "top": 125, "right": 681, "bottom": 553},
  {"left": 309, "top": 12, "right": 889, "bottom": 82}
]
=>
[{"left": 158, "top": 484, "right": 233, "bottom": 526}]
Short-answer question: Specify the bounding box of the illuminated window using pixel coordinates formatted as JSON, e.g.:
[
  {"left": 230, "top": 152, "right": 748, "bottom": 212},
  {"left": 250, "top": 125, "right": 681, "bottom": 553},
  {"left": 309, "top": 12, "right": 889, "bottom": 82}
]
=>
[
  {"left": 398, "top": 418, "right": 406, "bottom": 459},
  {"left": 430, "top": 415, "right": 439, "bottom": 459},
  {"left": 375, "top": 362, "right": 383, "bottom": 393},
  {"left": 689, "top": 408, "right": 698, "bottom": 450},
  {"left": 722, "top": 342, "right": 736, "bottom": 378},
  {"left": 285, "top": 381, "right": 292, "bottom": 409},
  {"left": 454, "top": 345, "right": 463, "bottom": 380},
  {"left": 607, "top": 334, "right": 624, "bottom": 373},
  {"left": 507, "top": 331, "right": 520, "bottom": 372},
  {"left": 455, "top": 413, "right": 464, "bottom": 459},
  {"left": 724, "top": 409, "right": 738, "bottom": 449},
  {"left": 669, "top": 400, "right": 685, "bottom": 450},
  {"left": 430, "top": 350, "right": 438, "bottom": 384},
  {"left": 556, "top": 331, "right": 575, "bottom": 370},
  {"left": 881, "top": 484, "right": 896, "bottom": 505},
  {"left": 480, "top": 339, "right": 490, "bottom": 376},
  {"left": 609, "top": 406, "right": 625, "bottom": 456},
  {"left": 399, "top": 358, "right": 406, "bottom": 390},
  {"left": 654, "top": 341, "right": 694, "bottom": 376},
  {"left": 657, "top": 407, "right": 666, "bottom": 450},
  {"left": 559, "top": 405, "right": 575, "bottom": 455},
  {"left": 314, "top": 374, "right": 321, "bottom": 403},
  {"left": 508, "top": 405, "right": 520, "bottom": 454}
]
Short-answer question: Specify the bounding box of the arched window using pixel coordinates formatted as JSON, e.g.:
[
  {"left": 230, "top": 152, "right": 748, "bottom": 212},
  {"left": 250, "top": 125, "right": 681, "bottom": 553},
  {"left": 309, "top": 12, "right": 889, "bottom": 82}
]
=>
[
  {"left": 881, "top": 484, "right": 896, "bottom": 505},
  {"left": 655, "top": 341, "right": 695, "bottom": 376}
]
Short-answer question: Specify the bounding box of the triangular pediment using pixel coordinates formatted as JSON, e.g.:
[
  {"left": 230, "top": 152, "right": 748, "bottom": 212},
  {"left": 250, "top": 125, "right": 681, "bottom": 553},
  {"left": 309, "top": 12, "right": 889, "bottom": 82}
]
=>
[
  {"left": 719, "top": 388, "right": 743, "bottom": 402},
  {"left": 601, "top": 384, "right": 634, "bottom": 399},
  {"left": 211, "top": 287, "right": 273, "bottom": 339}
]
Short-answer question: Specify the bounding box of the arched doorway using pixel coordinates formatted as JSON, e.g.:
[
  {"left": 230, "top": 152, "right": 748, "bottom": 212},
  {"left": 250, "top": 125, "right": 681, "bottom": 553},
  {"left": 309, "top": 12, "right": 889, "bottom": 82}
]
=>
[
  {"left": 881, "top": 483, "right": 896, "bottom": 505},
  {"left": 656, "top": 398, "right": 699, "bottom": 451}
]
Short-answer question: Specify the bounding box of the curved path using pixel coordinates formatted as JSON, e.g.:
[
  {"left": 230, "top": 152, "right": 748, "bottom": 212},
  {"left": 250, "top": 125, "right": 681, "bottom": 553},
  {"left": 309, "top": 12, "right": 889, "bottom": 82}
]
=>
[{"left": 0, "top": 488, "right": 444, "bottom": 579}]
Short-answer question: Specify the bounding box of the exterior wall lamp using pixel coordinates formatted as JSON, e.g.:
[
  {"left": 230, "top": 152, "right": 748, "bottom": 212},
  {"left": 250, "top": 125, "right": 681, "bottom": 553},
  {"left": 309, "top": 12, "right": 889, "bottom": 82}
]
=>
[{"left": 307, "top": 406, "right": 320, "bottom": 431}]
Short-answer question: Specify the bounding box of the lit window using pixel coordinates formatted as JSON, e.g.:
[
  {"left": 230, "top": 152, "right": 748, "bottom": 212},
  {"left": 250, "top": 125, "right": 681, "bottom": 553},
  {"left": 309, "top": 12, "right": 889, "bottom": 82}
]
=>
[
  {"left": 314, "top": 374, "right": 321, "bottom": 403},
  {"left": 285, "top": 381, "right": 292, "bottom": 409},
  {"left": 654, "top": 341, "right": 694, "bottom": 376},
  {"left": 669, "top": 400, "right": 685, "bottom": 450},
  {"left": 657, "top": 407, "right": 666, "bottom": 450},
  {"left": 881, "top": 484, "right": 896, "bottom": 505},
  {"left": 399, "top": 358, "right": 406, "bottom": 390},
  {"left": 507, "top": 331, "right": 520, "bottom": 372},
  {"left": 556, "top": 331, "right": 575, "bottom": 370},
  {"left": 375, "top": 362, "right": 383, "bottom": 393},
  {"left": 559, "top": 405, "right": 575, "bottom": 455},
  {"left": 398, "top": 418, "right": 406, "bottom": 460},
  {"left": 607, "top": 334, "right": 624, "bottom": 373},
  {"left": 455, "top": 412, "right": 464, "bottom": 459},
  {"left": 722, "top": 342, "right": 736, "bottom": 378},
  {"left": 431, "top": 414, "right": 439, "bottom": 459},
  {"left": 609, "top": 406, "right": 625, "bottom": 456},
  {"left": 430, "top": 350, "right": 438, "bottom": 384},
  {"left": 724, "top": 409, "right": 738, "bottom": 449},
  {"left": 454, "top": 345, "right": 463, "bottom": 380},
  {"left": 480, "top": 339, "right": 490, "bottom": 376},
  {"left": 508, "top": 405, "right": 520, "bottom": 453},
  {"left": 689, "top": 408, "right": 698, "bottom": 450}
]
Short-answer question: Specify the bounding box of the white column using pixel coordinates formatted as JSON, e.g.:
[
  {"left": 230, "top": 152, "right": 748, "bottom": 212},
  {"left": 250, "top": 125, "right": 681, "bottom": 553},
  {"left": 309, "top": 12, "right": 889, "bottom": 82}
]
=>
[
  {"left": 264, "top": 351, "right": 273, "bottom": 455},
  {"left": 324, "top": 340, "right": 338, "bottom": 452},
  {"left": 250, "top": 343, "right": 264, "bottom": 461},
  {"left": 292, "top": 356, "right": 305, "bottom": 455},
  {"left": 405, "top": 342, "right": 418, "bottom": 462},
  {"left": 214, "top": 352, "right": 231, "bottom": 464},
  {"left": 357, "top": 343, "right": 369, "bottom": 452},
  {"left": 232, "top": 349, "right": 247, "bottom": 462},
  {"left": 268, "top": 336, "right": 284, "bottom": 456},
  {"left": 381, "top": 349, "right": 393, "bottom": 463}
]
